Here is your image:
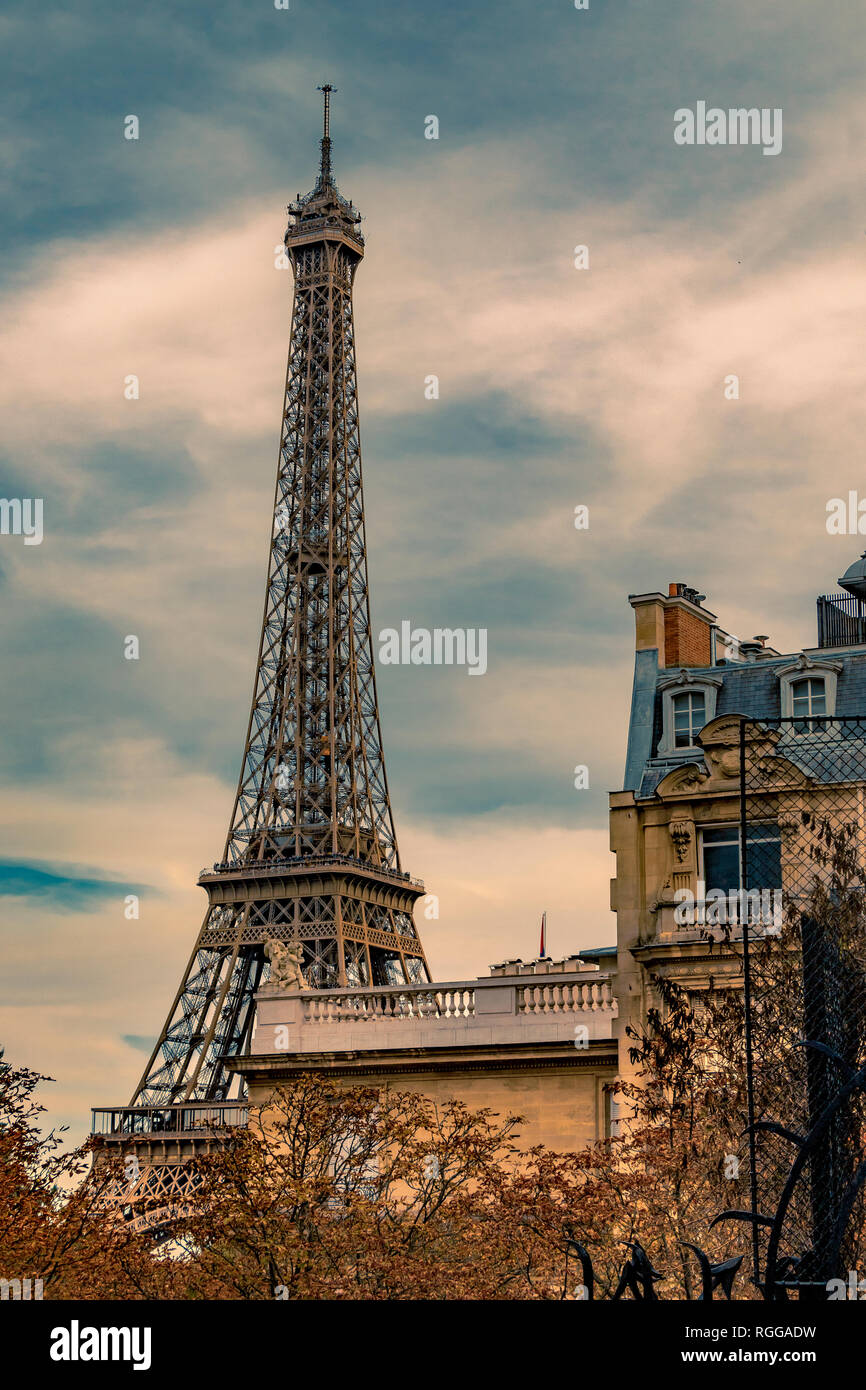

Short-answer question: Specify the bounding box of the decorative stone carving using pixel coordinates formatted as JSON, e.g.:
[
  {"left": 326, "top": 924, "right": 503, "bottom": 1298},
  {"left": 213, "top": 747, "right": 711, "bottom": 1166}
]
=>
[
  {"left": 658, "top": 668, "right": 722, "bottom": 691},
  {"left": 752, "top": 755, "right": 813, "bottom": 789},
  {"left": 703, "top": 746, "right": 740, "bottom": 781},
  {"left": 669, "top": 819, "right": 693, "bottom": 863},
  {"left": 650, "top": 879, "right": 677, "bottom": 912},
  {"left": 656, "top": 762, "right": 709, "bottom": 797},
  {"left": 699, "top": 713, "right": 751, "bottom": 745},
  {"left": 778, "top": 653, "right": 842, "bottom": 676},
  {"left": 265, "top": 939, "right": 308, "bottom": 992}
]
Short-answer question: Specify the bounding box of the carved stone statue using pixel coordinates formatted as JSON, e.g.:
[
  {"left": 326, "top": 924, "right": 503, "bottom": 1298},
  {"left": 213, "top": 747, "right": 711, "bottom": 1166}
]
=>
[{"left": 264, "top": 939, "right": 308, "bottom": 992}]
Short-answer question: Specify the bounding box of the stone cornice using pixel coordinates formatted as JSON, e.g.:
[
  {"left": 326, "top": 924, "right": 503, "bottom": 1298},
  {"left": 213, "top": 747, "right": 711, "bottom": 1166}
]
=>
[
  {"left": 229, "top": 1038, "right": 618, "bottom": 1082},
  {"left": 630, "top": 938, "right": 742, "bottom": 972}
]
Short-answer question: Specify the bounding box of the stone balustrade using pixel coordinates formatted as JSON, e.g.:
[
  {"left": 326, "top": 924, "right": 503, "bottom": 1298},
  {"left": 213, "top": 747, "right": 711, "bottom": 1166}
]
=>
[
  {"left": 303, "top": 985, "right": 475, "bottom": 1024},
  {"left": 516, "top": 979, "right": 615, "bottom": 1014},
  {"left": 252, "top": 969, "right": 617, "bottom": 1058}
]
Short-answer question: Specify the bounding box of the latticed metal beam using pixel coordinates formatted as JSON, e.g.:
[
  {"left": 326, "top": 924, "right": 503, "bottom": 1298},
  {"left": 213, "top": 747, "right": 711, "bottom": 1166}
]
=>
[{"left": 108, "top": 92, "right": 430, "bottom": 1131}]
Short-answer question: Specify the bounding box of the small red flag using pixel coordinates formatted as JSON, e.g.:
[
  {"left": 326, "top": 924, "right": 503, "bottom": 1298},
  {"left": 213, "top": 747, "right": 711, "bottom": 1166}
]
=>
[{"left": 539, "top": 911, "right": 547, "bottom": 958}]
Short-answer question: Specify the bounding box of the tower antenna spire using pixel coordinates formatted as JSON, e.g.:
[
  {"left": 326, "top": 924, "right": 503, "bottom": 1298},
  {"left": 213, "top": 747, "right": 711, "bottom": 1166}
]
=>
[{"left": 317, "top": 82, "right": 336, "bottom": 183}]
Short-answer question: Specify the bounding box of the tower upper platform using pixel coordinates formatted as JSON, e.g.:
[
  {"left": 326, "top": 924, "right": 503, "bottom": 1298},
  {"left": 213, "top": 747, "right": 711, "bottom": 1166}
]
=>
[{"left": 285, "top": 85, "right": 364, "bottom": 261}]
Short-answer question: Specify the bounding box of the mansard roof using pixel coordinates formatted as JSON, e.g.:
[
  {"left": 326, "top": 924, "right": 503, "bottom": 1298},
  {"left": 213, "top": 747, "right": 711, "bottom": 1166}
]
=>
[{"left": 625, "top": 646, "right": 866, "bottom": 801}]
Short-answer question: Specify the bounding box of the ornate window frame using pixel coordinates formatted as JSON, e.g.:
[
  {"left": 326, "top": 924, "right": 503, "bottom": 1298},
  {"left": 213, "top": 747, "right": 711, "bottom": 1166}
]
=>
[
  {"left": 657, "top": 669, "right": 723, "bottom": 757},
  {"left": 776, "top": 655, "right": 842, "bottom": 726}
]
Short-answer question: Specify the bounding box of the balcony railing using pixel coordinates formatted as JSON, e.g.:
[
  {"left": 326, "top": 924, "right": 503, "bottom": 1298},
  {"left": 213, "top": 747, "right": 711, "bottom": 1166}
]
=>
[
  {"left": 302, "top": 984, "right": 475, "bottom": 1023},
  {"left": 817, "top": 593, "right": 866, "bottom": 649},
  {"left": 91, "top": 1101, "right": 248, "bottom": 1138},
  {"left": 517, "top": 979, "right": 616, "bottom": 1014},
  {"left": 296, "top": 976, "right": 617, "bottom": 1025},
  {"left": 199, "top": 853, "right": 423, "bottom": 889}
]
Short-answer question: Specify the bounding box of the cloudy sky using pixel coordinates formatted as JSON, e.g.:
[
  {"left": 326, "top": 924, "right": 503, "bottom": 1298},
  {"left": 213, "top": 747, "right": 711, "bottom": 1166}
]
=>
[{"left": 1, "top": 0, "right": 864, "bottom": 1140}]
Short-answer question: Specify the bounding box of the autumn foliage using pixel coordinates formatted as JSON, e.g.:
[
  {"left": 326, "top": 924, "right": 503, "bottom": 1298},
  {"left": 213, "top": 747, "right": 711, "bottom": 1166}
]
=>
[{"left": 1, "top": 987, "right": 759, "bottom": 1302}]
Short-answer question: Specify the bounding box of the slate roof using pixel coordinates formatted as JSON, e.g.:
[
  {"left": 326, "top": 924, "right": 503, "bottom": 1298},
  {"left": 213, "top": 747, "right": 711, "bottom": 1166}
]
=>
[{"left": 625, "top": 648, "right": 866, "bottom": 801}]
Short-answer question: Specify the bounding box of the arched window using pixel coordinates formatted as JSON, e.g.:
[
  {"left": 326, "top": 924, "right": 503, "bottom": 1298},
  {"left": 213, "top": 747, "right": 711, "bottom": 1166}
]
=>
[
  {"left": 657, "top": 672, "right": 722, "bottom": 756},
  {"left": 777, "top": 658, "right": 841, "bottom": 731}
]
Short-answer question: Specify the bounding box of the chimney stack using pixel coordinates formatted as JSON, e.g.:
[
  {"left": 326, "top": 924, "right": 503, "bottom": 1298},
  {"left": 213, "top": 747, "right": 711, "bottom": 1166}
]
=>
[{"left": 629, "top": 583, "right": 717, "bottom": 669}]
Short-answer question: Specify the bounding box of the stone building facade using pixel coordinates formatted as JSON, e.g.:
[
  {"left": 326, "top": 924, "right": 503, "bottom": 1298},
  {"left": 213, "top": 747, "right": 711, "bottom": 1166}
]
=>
[
  {"left": 225, "top": 566, "right": 866, "bottom": 1148},
  {"left": 231, "top": 953, "right": 618, "bottom": 1152},
  {"left": 612, "top": 573, "right": 866, "bottom": 1084}
]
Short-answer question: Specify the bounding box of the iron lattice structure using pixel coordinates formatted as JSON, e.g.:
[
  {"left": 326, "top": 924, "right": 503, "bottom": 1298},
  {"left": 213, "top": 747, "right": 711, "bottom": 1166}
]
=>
[
  {"left": 129, "top": 89, "right": 429, "bottom": 1112},
  {"left": 736, "top": 715, "right": 866, "bottom": 1293}
]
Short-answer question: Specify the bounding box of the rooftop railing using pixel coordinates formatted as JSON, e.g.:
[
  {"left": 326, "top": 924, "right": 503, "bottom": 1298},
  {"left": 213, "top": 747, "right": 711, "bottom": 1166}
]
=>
[
  {"left": 91, "top": 1101, "right": 248, "bottom": 1138},
  {"left": 817, "top": 593, "right": 866, "bottom": 649}
]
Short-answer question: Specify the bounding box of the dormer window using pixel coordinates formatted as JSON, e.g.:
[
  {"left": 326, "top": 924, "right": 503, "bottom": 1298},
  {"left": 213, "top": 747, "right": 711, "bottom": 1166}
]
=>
[
  {"left": 658, "top": 671, "right": 722, "bottom": 756},
  {"left": 777, "top": 657, "right": 841, "bottom": 730},
  {"left": 672, "top": 690, "right": 706, "bottom": 747}
]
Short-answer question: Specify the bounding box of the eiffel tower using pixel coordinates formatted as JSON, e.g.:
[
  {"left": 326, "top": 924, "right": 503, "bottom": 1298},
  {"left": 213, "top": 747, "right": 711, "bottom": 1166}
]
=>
[{"left": 93, "top": 90, "right": 430, "bottom": 1197}]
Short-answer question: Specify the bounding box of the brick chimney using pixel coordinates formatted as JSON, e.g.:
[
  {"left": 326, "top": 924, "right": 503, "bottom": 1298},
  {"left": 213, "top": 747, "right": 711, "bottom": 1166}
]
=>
[{"left": 629, "top": 583, "right": 717, "bottom": 670}]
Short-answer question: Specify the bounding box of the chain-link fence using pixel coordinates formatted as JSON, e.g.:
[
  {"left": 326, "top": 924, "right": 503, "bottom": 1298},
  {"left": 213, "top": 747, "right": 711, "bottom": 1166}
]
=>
[{"left": 738, "top": 715, "right": 866, "bottom": 1294}]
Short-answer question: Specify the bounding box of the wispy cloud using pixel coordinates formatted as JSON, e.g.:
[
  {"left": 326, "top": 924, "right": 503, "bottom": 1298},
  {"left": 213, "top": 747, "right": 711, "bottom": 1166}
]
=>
[
  {"left": 0, "top": 860, "right": 148, "bottom": 911},
  {"left": 1, "top": 0, "right": 863, "bottom": 1137}
]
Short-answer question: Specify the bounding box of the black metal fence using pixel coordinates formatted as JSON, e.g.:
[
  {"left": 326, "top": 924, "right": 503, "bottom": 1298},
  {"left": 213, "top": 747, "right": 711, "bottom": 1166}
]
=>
[
  {"left": 738, "top": 714, "right": 866, "bottom": 1295},
  {"left": 817, "top": 593, "right": 866, "bottom": 649}
]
